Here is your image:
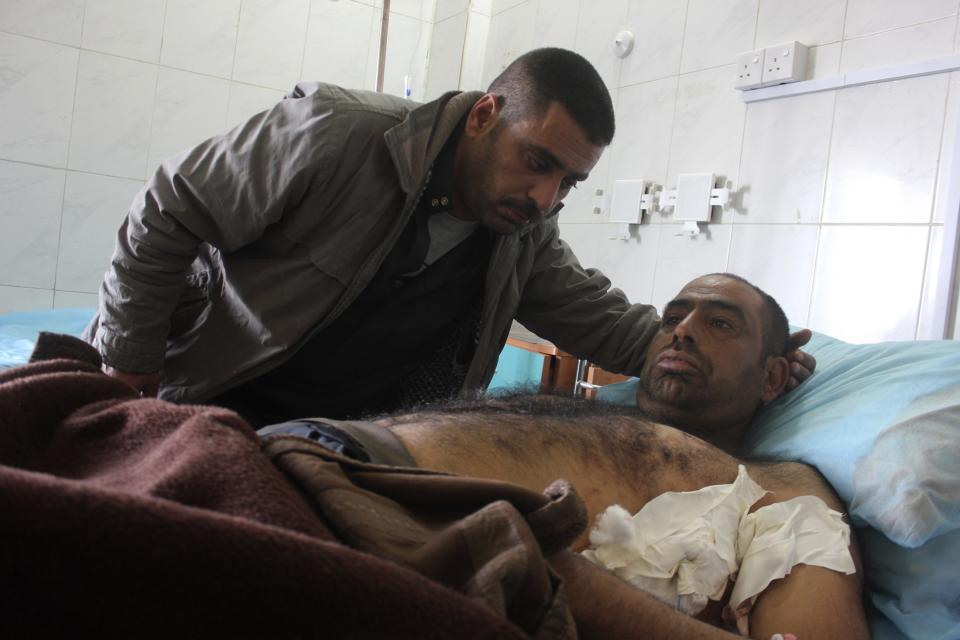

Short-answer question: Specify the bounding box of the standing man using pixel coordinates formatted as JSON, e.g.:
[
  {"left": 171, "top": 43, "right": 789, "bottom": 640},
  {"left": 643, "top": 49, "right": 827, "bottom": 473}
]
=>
[{"left": 85, "top": 48, "right": 807, "bottom": 426}]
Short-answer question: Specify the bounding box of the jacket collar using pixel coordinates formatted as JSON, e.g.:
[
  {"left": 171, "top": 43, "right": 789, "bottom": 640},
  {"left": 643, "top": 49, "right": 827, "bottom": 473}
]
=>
[
  {"left": 385, "top": 90, "right": 542, "bottom": 240},
  {"left": 385, "top": 90, "right": 483, "bottom": 196}
]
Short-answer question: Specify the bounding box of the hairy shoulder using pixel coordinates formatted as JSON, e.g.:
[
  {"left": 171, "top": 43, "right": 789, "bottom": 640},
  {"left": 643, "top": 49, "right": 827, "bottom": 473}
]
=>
[{"left": 746, "top": 460, "right": 846, "bottom": 513}]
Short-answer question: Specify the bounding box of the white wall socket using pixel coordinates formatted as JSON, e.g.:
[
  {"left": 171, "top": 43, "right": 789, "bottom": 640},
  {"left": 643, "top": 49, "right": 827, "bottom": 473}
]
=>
[
  {"left": 734, "top": 49, "right": 765, "bottom": 90},
  {"left": 761, "top": 41, "right": 808, "bottom": 86}
]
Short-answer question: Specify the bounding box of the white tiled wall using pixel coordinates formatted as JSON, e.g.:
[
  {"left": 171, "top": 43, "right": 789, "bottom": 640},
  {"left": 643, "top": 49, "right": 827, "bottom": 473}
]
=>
[
  {"left": 0, "top": 0, "right": 455, "bottom": 313},
  {"left": 82, "top": 0, "right": 167, "bottom": 63},
  {"left": 822, "top": 75, "right": 948, "bottom": 225},
  {"left": 808, "top": 225, "right": 930, "bottom": 342},
  {"left": 160, "top": 0, "right": 242, "bottom": 78},
  {"left": 0, "top": 161, "right": 65, "bottom": 290},
  {"left": 57, "top": 172, "right": 146, "bottom": 293},
  {"left": 465, "top": 0, "right": 960, "bottom": 342},
  {"left": 0, "top": 34, "right": 78, "bottom": 167},
  {"left": 3, "top": 0, "right": 960, "bottom": 344},
  {"left": 843, "top": 0, "right": 958, "bottom": 38}
]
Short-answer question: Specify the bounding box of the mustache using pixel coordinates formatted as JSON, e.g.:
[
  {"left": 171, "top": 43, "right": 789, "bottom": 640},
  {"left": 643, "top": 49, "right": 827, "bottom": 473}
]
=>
[
  {"left": 657, "top": 340, "right": 707, "bottom": 371},
  {"left": 499, "top": 197, "right": 543, "bottom": 221}
]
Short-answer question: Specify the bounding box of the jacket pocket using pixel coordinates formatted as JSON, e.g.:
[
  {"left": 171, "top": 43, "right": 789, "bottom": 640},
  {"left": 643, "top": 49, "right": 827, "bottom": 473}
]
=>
[{"left": 169, "top": 271, "right": 211, "bottom": 338}]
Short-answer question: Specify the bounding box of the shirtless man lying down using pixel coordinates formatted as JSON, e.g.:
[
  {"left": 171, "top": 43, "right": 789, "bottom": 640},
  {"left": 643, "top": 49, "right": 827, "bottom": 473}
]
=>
[{"left": 260, "top": 274, "right": 869, "bottom": 639}]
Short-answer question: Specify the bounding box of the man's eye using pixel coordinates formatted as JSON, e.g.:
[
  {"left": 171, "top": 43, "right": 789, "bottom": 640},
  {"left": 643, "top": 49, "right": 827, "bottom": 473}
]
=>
[
  {"left": 711, "top": 318, "right": 733, "bottom": 330},
  {"left": 663, "top": 316, "right": 681, "bottom": 327},
  {"left": 527, "top": 155, "right": 547, "bottom": 172},
  {"left": 560, "top": 178, "right": 578, "bottom": 191}
]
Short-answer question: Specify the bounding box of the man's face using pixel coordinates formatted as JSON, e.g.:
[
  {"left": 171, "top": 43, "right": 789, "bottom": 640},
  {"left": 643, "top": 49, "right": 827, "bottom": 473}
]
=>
[
  {"left": 454, "top": 97, "right": 603, "bottom": 235},
  {"left": 636, "top": 275, "right": 777, "bottom": 438}
]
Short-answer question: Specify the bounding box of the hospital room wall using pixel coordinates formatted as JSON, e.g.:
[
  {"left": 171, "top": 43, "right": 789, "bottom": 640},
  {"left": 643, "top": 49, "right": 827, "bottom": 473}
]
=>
[
  {"left": 462, "top": 0, "right": 960, "bottom": 342},
  {"left": 0, "top": 0, "right": 466, "bottom": 312}
]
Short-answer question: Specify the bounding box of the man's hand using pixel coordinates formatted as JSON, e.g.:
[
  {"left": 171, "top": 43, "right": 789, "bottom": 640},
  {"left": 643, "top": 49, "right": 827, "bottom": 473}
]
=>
[
  {"left": 785, "top": 329, "right": 816, "bottom": 391},
  {"left": 103, "top": 366, "right": 161, "bottom": 397}
]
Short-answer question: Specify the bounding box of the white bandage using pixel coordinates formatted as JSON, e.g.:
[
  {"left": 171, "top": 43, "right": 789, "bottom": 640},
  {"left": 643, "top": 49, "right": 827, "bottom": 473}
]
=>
[
  {"left": 581, "top": 465, "right": 766, "bottom": 615},
  {"left": 727, "top": 495, "right": 855, "bottom": 634},
  {"left": 581, "top": 465, "right": 855, "bottom": 635}
]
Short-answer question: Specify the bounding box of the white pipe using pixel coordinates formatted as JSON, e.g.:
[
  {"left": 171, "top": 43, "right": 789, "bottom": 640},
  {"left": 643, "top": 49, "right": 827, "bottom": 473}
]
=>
[{"left": 376, "top": 0, "right": 391, "bottom": 92}]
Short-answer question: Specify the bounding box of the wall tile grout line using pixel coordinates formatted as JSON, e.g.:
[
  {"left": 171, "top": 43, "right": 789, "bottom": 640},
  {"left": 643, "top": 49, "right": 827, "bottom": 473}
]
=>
[
  {"left": 0, "top": 160, "right": 159, "bottom": 186},
  {"left": 230, "top": 1, "right": 243, "bottom": 85},
  {"left": 803, "top": 0, "right": 849, "bottom": 331},
  {"left": 0, "top": 33, "right": 286, "bottom": 90},
  {"left": 297, "top": 0, "right": 313, "bottom": 83},
  {"left": 143, "top": 0, "right": 171, "bottom": 184},
  {"left": 727, "top": 0, "right": 762, "bottom": 266},
  {"left": 916, "top": 69, "right": 960, "bottom": 337},
  {"left": 843, "top": 12, "right": 960, "bottom": 43},
  {"left": 915, "top": 227, "right": 937, "bottom": 340},
  {"left": 560, "top": 221, "right": 944, "bottom": 228},
  {"left": 674, "top": 0, "right": 692, "bottom": 77},
  {"left": 644, "top": 0, "right": 686, "bottom": 314},
  {"left": 50, "top": 0, "right": 89, "bottom": 308}
]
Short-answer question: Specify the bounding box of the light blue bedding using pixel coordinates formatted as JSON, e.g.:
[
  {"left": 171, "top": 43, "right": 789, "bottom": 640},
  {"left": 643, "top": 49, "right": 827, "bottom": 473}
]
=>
[{"left": 0, "top": 308, "right": 94, "bottom": 368}]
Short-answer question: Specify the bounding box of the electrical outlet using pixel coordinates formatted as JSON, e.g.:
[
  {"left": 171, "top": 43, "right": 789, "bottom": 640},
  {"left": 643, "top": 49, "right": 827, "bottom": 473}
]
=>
[
  {"left": 761, "top": 41, "right": 808, "bottom": 86},
  {"left": 734, "top": 49, "right": 765, "bottom": 90}
]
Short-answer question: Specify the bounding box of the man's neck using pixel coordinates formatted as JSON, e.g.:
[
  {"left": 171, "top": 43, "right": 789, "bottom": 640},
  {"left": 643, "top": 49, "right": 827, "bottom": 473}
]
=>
[{"left": 634, "top": 398, "right": 750, "bottom": 452}]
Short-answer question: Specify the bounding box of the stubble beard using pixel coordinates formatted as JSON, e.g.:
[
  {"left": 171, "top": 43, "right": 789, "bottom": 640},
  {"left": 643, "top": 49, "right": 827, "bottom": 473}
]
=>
[{"left": 643, "top": 372, "right": 706, "bottom": 410}]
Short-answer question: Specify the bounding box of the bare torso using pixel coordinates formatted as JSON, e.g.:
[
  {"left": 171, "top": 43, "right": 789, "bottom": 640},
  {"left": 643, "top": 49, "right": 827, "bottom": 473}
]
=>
[
  {"left": 378, "top": 411, "right": 835, "bottom": 549},
  {"left": 365, "top": 397, "right": 867, "bottom": 639}
]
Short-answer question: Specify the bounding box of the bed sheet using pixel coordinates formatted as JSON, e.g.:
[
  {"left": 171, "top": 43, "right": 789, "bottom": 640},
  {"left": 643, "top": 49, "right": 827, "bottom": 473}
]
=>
[{"left": 0, "top": 308, "right": 95, "bottom": 368}]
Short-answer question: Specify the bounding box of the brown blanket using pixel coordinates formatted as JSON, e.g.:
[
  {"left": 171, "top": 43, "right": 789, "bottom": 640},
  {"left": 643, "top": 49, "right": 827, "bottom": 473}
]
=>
[{"left": 0, "top": 334, "right": 585, "bottom": 639}]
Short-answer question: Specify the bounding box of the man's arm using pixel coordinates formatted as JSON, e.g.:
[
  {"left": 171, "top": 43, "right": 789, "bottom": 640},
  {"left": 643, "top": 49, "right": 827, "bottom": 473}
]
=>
[
  {"left": 750, "top": 563, "right": 866, "bottom": 640},
  {"left": 514, "top": 220, "right": 661, "bottom": 376},
  {"left": 92, "top": 86, "right": 344, "bottom": 377},
  {"left": 515, "top": 228, "right": 816, "bottom": 389},
  {"left": 747, "top": 463, "right": 869, "bottom": 640},
  {"left": 550, "top": 551, "right": 746, "bottom": 640}
]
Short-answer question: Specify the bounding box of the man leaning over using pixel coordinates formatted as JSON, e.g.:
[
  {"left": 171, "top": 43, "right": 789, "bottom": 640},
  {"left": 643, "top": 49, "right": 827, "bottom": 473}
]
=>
[{"left": 84, "top": 48, "right": 813, "bottom": 425}]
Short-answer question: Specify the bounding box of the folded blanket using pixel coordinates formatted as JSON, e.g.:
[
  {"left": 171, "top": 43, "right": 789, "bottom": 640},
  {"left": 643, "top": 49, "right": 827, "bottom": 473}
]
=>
[{"left": 0, "top": 333, "right": 582, "bottom": 639}]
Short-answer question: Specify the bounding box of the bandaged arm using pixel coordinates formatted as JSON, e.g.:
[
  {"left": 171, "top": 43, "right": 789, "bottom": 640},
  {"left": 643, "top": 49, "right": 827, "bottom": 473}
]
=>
[
  {"left": 746, "top": 463, "right": 869, "bottom": 640},
  {"left": 550, "top": 551, "right": 744, "bottom": 640}
]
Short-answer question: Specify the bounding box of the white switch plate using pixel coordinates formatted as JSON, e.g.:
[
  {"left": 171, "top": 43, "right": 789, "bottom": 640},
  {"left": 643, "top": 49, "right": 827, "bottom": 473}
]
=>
[
  {"left": 734, "top": 49, "right": 765, "bottom": 90},
  {"left": 674, "top": 173, "right": 714, "bottom": 222},
  {"left": 609, "top": 179, "right": 647, "bottom": 224},
  {"left": 761, "top": 41, "right": 808, "bottom": 86}
]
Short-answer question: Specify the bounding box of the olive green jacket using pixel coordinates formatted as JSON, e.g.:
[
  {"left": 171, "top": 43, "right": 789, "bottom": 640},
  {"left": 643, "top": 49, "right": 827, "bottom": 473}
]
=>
[{"left": 86, "top": 83, "right": 660, "bottom": 403}]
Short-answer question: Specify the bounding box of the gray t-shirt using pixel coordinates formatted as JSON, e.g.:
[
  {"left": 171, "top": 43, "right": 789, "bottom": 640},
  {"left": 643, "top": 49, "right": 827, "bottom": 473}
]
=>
[{"left": 404, "top": 212, "right": 479, "bottom": 276}]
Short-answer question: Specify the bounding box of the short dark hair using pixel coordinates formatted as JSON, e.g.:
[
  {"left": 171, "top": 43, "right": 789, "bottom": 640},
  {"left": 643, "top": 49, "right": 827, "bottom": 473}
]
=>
[
  {"left": 487, "top": 48, "right": 615, "bottom": 146},
  {"left": 708, "top": 273, "right": 789, "bottom": 359}
]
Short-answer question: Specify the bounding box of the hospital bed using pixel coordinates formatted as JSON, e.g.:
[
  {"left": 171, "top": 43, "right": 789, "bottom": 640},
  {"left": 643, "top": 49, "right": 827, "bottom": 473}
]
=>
[
  {"left": 600, "top": 331, "right": 960, "bottom": 640},
  {"left": 1, "top": 308, "right": 958, "bottom": 639}
]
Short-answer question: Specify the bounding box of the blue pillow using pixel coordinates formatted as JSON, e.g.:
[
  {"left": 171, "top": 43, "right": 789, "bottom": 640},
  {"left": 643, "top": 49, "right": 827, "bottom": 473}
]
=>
[
  {"left": 598, "top": 331, "right": 960, "bottom": 640},
  {"left": 0, "top": 308, "right": 95, "bottom": 368}
]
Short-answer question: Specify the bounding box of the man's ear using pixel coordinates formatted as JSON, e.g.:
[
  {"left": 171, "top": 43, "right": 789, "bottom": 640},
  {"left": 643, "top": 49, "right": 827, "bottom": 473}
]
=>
[
  {"left": 464, "top": 93, "right": 501, "bottom": 139},
  {"left": 760, "top": 355, "right": 790, "bottom": 404}
]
